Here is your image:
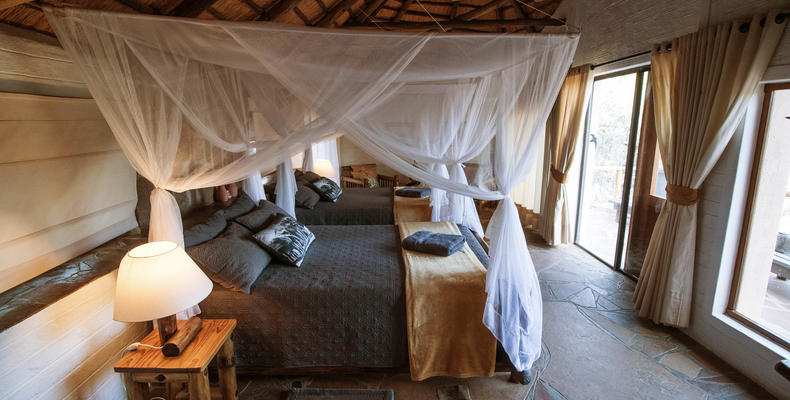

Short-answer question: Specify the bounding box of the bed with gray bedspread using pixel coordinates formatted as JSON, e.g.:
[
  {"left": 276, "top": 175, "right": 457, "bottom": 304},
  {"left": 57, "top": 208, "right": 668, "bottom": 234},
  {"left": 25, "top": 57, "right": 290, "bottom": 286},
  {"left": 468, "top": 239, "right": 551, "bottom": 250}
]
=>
[
  {"left": 294, "top": 187, "right": 394, "bottom": 225},
  {"left": 199, "top": 223, "right": 487, "bottom": 369}
]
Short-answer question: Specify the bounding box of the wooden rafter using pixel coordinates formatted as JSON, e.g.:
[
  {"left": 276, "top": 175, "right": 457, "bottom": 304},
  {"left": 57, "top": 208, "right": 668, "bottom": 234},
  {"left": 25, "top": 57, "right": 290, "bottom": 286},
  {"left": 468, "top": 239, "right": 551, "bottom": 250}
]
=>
[
  {"left": 509, "top": 0, "right": 526, "bottom": 18},
  {"left": 240, "top": 0, "right": 263, "bottom": 15},
  {"left": 379, "top": 6, "right": 449, "bottom": 19},
  {"left": 353, "top": 0, "right": 388, "bottom": 23},
  {"left": 258, "top": 0, "right": 304, "bottom": 21},
  {"left": 168, "top": 0, "right": 220, "bottom": 17},
  {"left": 112, "top": 0, "right": 161, "bottom": 14},
  {"left": 0, "top": 0, "right": 27, "bottom": 11},
  {"left": 449, "top": 0, "right": 459, "bottom": 19},
  {"left": 348, "top": 17, "right": 562, "bottom": 30},
  {"left": 455, "top": 0, "right": 509, "bottom": 20},
  {"left": 205, "top": 7, "right": 225, "bottom": 19},
  {"left": 316, "top": 0, "right": 358, "bottom": 26},
  {"left": 293, "top": 6, "right": 312, "bottom": 24},
  {"left": 392, "top": 0, "right": 413, "bottom": 22}
]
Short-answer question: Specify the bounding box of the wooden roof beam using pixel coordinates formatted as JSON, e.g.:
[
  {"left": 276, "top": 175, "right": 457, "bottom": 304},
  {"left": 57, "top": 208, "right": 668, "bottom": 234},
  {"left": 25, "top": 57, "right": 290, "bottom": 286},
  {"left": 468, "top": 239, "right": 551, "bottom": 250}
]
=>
[
  {"left": 258, "top": 0, "right": 304, "bottom": 21},
  {"left": 168, "top": 0, "right": 220, "bottom": 17},
  {"left": 353, "top": 0, "right": 387, "bottom": 23},
  {"left": 347, "top": 17, "right": 563, "bottom": 30},
  {"left": 112, "top": 0, "right": 160, "bottom": 14},
  {"left": 316, "top": 0, "right": 359, "bottom": 26},
  {"left": 456, "top": 0, "right": 510, "bottom": 20},
  {"left": 392, "top": 0, "right": 413, "bottom": 22},
  {"left": 0, "top": 0, "right": 28, "bottom": 11}
]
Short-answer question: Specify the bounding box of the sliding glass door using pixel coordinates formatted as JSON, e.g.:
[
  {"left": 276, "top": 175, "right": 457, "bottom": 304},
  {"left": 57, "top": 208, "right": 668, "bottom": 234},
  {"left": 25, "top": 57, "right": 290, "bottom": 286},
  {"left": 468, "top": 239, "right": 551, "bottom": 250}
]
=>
[{"left": 576, "top": 68, "right": 649, "bottom": 269}]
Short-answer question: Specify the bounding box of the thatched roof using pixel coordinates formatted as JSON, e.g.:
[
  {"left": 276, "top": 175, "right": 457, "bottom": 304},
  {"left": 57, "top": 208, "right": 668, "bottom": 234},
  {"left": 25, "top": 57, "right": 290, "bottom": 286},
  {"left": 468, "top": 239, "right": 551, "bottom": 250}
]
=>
[{"left": 0, "top": 0, "right": 564, "bottom": 37}]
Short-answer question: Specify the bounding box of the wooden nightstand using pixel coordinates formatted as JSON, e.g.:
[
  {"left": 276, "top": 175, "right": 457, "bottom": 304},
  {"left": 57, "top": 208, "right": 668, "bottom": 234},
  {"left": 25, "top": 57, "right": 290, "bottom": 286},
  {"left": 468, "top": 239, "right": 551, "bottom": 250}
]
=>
[{"left": 115, "top": 319, "right": 238, "bottom": 400}]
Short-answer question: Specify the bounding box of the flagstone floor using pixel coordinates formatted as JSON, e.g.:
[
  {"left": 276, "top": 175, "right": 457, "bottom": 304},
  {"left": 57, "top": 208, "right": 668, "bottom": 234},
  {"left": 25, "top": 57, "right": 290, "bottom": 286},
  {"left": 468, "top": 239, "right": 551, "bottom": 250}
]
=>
[{"left": 234, "top": 229, "right": 775, "bottom": 400}]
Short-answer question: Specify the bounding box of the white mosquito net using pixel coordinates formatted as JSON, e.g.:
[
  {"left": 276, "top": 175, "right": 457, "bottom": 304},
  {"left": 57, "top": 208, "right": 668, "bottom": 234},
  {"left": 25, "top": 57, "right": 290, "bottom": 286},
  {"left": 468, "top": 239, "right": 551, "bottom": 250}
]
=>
[{"left": 45, "top": 7, "right": 578, "bottom": 372}]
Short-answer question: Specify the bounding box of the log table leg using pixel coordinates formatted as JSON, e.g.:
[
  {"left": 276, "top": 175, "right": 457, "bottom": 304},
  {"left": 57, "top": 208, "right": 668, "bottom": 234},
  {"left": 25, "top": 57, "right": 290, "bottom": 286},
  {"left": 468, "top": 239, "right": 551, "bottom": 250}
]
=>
[
  {"left": 217, "top": 338, "right": 238, "bottom": 400},
  {"left": 188, "top": 369, "right": 211, "bottom": 400},
  {"left": 122, "top": 373, "right": 146, "bottom": 400}
]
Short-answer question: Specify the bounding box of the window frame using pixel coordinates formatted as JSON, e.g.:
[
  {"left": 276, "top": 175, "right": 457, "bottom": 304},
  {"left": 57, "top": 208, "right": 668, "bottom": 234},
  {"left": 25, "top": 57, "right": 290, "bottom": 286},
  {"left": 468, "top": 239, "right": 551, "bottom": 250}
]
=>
[
  {"left": 726, "top": 82, "right": 790, "bottom": 352},
  {"left": 574, "top": 65, "right": 650, "bottom": 271}
]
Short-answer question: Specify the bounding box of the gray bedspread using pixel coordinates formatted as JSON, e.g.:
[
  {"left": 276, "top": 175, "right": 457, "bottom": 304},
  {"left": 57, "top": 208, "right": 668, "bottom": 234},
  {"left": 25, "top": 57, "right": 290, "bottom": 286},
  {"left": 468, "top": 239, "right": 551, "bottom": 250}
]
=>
[
  {"left": 199, "top": 224, "right": 489, "bottom": 369},
  {"left": 295, "top": 187, "right": 394, "bottom": 225}
]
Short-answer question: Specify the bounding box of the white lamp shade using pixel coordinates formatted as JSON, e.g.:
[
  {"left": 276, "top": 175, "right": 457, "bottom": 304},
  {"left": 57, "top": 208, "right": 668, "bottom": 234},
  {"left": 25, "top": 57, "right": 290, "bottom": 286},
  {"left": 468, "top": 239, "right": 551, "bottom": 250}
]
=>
[
  {"left": 313, "top": 159, "right": 336, "bottom": 178},
  {"left": 114, "top": 241, "right": 213, "bottom": 322}
]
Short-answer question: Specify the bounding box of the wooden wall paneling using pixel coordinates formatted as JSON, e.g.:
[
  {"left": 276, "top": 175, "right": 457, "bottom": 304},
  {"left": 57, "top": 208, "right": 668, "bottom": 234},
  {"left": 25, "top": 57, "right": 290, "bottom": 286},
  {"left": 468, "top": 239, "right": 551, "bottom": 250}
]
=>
[{"left": 0, "top": 272, "right": 148, "bottom": 400}]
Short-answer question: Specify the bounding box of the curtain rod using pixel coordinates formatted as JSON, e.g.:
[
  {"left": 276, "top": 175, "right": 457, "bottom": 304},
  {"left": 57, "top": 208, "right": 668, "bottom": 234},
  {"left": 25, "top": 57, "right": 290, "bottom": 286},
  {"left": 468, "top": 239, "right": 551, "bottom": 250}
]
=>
[{"left": 591, "top": 51, "right": 650, "bottom": 70}]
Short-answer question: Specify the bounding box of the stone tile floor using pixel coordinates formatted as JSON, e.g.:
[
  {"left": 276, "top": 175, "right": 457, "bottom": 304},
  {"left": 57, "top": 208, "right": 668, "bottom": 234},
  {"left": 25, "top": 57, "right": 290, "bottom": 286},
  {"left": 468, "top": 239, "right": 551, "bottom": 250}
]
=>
[{"left": 235, "top": 230, "right": 775, "bottom": 400}]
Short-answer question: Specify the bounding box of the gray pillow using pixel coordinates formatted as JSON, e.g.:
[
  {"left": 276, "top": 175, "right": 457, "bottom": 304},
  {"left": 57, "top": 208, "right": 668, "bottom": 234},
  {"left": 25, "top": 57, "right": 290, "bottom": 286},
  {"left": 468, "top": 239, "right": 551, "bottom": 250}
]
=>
[
  {"left": 295, "top": 184, "right": 320, "bottom": 209},
  {"left": 183, "top": 210, "right": 227, "bottom": 247},
  {"left": 186, "top": 222, "right": 271, "bottom": 293},
  {"left": 221, "top": 190, "right": 256, "bottom": 220},
  {"left": 252, "top": 214, "right": 315, "bottom": 267},
  {"left": 301, "top": 171, "right": 322, "bottom": 183},
  {"left": 310, "top": 177, "right": 343, "bottom": 202},
  {"left": 235, "top": 200, "right": 289, "bottom": 231}
]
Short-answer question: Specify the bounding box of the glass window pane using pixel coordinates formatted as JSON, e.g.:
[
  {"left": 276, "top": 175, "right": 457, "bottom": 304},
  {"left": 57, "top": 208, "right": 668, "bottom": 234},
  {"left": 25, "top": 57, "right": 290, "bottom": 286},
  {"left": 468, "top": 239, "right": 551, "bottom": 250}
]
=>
[
  {"left": 733, "top": 88, "right": 790, "bottom": 342},
  {"left": 577, "top": 73, "right": 637, "bottom": 265}
]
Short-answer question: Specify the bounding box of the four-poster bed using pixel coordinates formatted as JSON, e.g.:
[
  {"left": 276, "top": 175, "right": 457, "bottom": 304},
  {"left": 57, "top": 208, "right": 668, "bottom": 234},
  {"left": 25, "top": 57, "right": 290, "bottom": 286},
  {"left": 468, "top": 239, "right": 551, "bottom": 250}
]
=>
[{"left": 43, "top": 5, "right": 578, "bottom": 380}]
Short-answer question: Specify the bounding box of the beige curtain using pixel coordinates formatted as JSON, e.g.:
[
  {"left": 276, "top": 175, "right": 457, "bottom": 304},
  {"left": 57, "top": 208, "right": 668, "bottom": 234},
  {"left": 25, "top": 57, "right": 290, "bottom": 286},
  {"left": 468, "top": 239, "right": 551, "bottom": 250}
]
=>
[
  {"left": 539, "top": 64, "right": 593, "bottom": 245},
  {"left": 634, "top": 11, "right": 787, "bottom": 327}
]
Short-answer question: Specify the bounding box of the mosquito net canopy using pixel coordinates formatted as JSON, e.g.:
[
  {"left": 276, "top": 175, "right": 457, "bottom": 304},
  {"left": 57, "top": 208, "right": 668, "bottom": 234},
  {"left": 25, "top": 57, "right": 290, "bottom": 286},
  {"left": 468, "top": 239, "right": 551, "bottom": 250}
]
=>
[{"left": 44, "top": 7, "right": 578, "bottom": 372}]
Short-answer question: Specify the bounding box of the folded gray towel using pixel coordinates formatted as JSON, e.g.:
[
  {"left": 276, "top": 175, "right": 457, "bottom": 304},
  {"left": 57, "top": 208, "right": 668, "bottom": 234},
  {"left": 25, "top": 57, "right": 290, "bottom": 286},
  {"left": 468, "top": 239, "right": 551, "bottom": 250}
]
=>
[
  {"left": 395, "top": 187, "right": 431, "bottom": 198},
  {"left": 402, "top": 230, "right": 466, "bottom": 256}
]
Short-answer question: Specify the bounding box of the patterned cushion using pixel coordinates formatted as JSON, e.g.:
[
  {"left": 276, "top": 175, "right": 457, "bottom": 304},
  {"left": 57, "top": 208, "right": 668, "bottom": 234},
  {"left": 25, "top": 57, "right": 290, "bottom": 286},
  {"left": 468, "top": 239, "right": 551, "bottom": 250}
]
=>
[
  {"left": 253, "top": 214, "right": 315, "bottom": 267},
  {"left": 186, "top": 222, "right": 271, "bottom": 293},
  {"left": 365, "top": 177, "right": 379, "bottom": 188},
  {"left": 235, "top": 200, "right": 289, "bottom": 231},
  {"left": 310, "top": 178, "right": 343, "bottom": 202},
  {"left": 183, "top": 210, "right": 227, "bottom": 247},
  {"left": 295, "top": 184, "right": 321, "bottom": 209}
]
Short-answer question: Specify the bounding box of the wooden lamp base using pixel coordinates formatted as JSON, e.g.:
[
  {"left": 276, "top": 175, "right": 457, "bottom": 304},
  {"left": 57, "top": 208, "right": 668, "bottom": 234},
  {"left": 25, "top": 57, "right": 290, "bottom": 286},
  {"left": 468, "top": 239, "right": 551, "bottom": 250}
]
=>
[{"left": 155, "top": 315, "right": 203, "bottom": 357}]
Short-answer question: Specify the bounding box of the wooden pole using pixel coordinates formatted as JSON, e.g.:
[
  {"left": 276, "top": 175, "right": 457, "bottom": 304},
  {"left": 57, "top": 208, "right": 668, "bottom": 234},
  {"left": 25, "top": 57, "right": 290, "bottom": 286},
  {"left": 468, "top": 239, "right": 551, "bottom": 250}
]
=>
[
  {"left": 162, "top": 316, "right": 203, "bottom": 357},
  {"left": 346, "top": 18, "right": 563, "bottom": 30},
  {"left": 217, "top": 338, "right": 238, "bottom": 400},
  {"left": 156, "top": 314, "right": 178, "bottom": 346}
]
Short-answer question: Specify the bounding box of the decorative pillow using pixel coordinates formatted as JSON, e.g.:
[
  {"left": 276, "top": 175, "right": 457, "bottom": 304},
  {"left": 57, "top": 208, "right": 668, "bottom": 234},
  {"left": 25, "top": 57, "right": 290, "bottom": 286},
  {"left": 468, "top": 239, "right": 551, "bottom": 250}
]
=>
[
  {"left": 221, "top": 190, "right": 256, "bottom": 219},
  {"left": 365, "top": 177, "right": 379, "bottom": 188},
  {"left": 234, "top": 200, "right": 289, "bottom": 231},
  {"left": 310, "top": 178, "right": 343, "bottom": 202},
  {"left": 294, "top": 169, "right": 305, "bottom": 178},
  {"left": 252, "top": 214, "right": 315, "bottom": 267},
  {"left": 350, "top": 164, "right": 378, "bottom": 181},
  {"left": 301, "top": 171, "right": 322, "bottom": 183},
  {"left": 183, "top": 210, "right": 227, "bottom": 247},
  {"left": 186, "top": 222, "right": 271, "bottom": 293},
  {"left": 295, "top": 184, "right": 321, "bottom": 209}
]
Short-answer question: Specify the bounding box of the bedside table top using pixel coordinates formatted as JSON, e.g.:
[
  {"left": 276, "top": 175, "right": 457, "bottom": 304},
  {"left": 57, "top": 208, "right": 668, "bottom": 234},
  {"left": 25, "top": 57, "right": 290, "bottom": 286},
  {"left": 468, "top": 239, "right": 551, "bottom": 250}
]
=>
[{"left": 114, "top": 318, "right": 236, "bottom": 373}]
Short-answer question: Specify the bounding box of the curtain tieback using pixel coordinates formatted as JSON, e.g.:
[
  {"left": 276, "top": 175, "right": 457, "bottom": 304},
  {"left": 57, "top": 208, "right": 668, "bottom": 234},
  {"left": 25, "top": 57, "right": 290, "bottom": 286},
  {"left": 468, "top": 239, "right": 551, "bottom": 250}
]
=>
[
  {"left": 550, "top": 167, "right": 567, "bottom": 184},
  {"left": 665, "top": 184, "right": 699, "bottom": 205}
]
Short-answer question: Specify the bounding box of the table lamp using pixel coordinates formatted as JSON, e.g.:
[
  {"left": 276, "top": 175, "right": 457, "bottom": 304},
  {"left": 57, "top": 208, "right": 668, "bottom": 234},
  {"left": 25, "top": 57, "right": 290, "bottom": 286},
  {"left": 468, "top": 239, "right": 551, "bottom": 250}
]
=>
[
  {"left": 114, "top": 241, "right": 213, "bottom": 357},
  {"left": 313, "top": 159, "right": 337, "bottom": 178}
]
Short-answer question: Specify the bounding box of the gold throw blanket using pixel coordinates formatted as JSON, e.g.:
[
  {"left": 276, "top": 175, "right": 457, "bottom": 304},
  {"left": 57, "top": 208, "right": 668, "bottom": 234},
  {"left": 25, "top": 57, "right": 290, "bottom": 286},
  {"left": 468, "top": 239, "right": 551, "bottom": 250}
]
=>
[{"left": 399, "top": 221, "right": 496, "bottom": 381}]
